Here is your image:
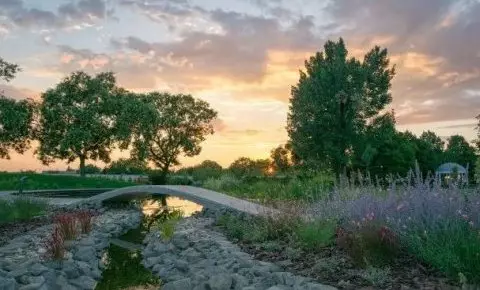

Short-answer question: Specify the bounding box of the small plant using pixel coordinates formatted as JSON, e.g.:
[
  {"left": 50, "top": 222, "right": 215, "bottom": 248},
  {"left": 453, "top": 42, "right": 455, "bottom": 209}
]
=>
[
  {"left": 295, "top": 219, "right": 337, "bottom": 251},
  {"left": 76, "top": 210, "right": 94, "bottom": 234},
  {"left": 43, "top": 226, "right": 65, "bottom": 261},
  {"left": 0, "top": 197, "right": 48, "bottom": 224},
  {"left": 159, "top": 220, "right": 176, "bottom": 241},
  {"left": 54, "top": 213, "right": 77, "bottom": 240},
  {"left": 360, "top": 265, "right": 391, "bottom": 287}
]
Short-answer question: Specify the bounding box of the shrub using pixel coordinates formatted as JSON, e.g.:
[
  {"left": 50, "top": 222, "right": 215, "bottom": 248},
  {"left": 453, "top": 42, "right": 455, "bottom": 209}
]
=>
[
  {"left": 148, "top": 172, "right": 167, "bottom": 185},
  {"left": 76, "top": 210, "right": 94, "bottom": 234},
  {"left": 360, "top": 266, "right": 391, "bottom": 287},
  {"left": 43, "top": 226, "right": 65, "bottom": 261},
  {"left": 54, "top": 213, "right": 77, "bottom": 240},
  {"left": 166, "top": 175, "right": 194, "bottom": 185},
  {"left": 295, "top": 219, "right": 337, "bottom": 251}
]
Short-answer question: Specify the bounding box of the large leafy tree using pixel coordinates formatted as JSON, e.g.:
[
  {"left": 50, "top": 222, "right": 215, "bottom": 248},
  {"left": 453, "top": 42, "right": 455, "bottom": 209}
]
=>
[
  {"left": 444, "top": 135, "right": 477, "bottom": 182},
  {"left": 37, "top": 71, "right": 120, "bottom": 176},
  {"left": 287, "top": 38, "right": 395, "bottom": 176},
  {"left": 0, "top": 58, "right": 34, "bottom": 159},
  {"left": 130, "top": 92, "right": 217, "bottom": 180},
  {"left": 177, "top": 160, "right": 223, "bottom": 181}
]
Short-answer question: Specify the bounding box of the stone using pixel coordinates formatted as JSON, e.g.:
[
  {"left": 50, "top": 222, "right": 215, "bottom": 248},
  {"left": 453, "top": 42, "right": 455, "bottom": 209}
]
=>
[
  {"left": 18, "top": 282, "right": 44, "bottom": 290},
  {"left": 145, "top": 256, "right": 163, "bottom": 268},
  {"left": 273, "top": 272, "right": 296, "bottom": 286},
  {"left": 74, "top": 247, "right": 96, "bottom": 262},
  {"left": 266, "top": 287, "right": 289, "bottom": 290},
  {"left": 62, "top": 261, "right": 80, "bottom": 279},
  {"left": 172, "top": 234, "right": 190, "bottom": 250},
  {"left": 174, "top": 260, "right": 189, "bottom": 272},
  {"left": 232, "top": 274, "right": 248, "bottom": 290},
  {"left": 302, "top": 282, "right": 338, "bottom": 290},
  {"left": 75, "top": 261, "right": 92, "bottom": 276},
  {"left": 7, "top": 267, "right": 28, "bottom": 278},
  {"left": 69, "top": 275, "right": 96, "bottom": 290},
  {"left": 29, "top": 264, "right": 48, "bottom": 276},
  {"left": 183, "top": 248, "right": 203, "bottom": 263},
  {"left": 0, "top": 277, "right": 15, "bottom": 290},
  {"left": 161, "top": 278, "right": 192, "bottom": 290},
  {"left": 208, "top": 274, "right": 233, "bottom": 290}
]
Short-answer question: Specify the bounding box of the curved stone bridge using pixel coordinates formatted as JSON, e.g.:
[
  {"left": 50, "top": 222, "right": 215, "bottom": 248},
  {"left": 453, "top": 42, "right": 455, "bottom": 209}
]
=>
[{"left": 84, "top": 185, "right": 277, "bottom": 216}]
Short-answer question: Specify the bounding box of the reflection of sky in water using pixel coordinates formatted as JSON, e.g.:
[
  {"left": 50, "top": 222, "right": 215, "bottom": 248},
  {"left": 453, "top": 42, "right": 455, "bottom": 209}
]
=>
[{"left": 142, "top": 197, "right": 203, "bottom": 217}]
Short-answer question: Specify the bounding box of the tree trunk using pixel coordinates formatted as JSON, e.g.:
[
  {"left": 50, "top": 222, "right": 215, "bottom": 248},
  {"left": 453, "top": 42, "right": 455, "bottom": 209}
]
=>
[{"left": 79, "top": 156, "right": 86, "bottom": 177}]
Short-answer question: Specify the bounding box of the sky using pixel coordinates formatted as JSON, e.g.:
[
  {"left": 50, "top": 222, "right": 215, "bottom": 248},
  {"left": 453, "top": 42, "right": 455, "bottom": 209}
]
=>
[{"left": 0, "top": 0, "right": 479, "bottom": 172}]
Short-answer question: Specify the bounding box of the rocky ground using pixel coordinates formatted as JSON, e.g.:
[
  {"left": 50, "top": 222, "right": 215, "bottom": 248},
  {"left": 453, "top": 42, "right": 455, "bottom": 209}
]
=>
[
  {"left": 0, "top": 208, "right": 141, "bottom": 290},
  {"left": 142, "top": 215, "right": 337, "bottom": 290}
]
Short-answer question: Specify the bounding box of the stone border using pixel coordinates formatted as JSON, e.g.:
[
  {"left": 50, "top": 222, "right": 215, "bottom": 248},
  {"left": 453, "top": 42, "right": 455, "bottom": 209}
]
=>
[
  {"left": 142, "top": 209, "right": 337, "bottom": 290},
  {"left": 0, "top": 208, "right": 141, "bottom": 290}
]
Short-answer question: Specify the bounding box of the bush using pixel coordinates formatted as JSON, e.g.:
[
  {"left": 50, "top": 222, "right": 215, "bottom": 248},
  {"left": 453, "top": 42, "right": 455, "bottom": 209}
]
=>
[
  {"left": 295, "top": 219, "right": 337, "bottom": 251},
  {"left": 148, "top": 172, "right": 167, "bottom": 185},
  {"left": 166, "top": 175, "right": 194, "bottom": 185}
]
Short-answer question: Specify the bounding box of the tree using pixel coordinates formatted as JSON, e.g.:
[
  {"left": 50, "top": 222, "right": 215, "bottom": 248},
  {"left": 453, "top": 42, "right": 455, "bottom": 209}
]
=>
[
  {"left": 476, "top": 114, "right": 480, "bottom": 151},
  {"left": 83, "top": 164, "right": 102, "bottom": 174},
  {"left": 444, "top": 135, "right": 477, "bottom": 182},
  {"left": 415, "top": 131, "right": 444, "bottom": 175},
  {"left": 355, "top": 112, "right": 417, "bottom": 177},
  {"left": 287, "top": 38, "right": 395, "bottom": 176},
  {"left": 104, "top": 158, "right": 149, "bottom": 174},
  {"left": 130, "top": 92, "right": 217, "bottom": 181},
  {"left": 270, "top": 144, "right": 292, "bottom": 173},
  {"left": 229, "top": 157, "right": 270, "bottom": 177},
  {"left": 0, "top": 57, "right": 20, "bottom": 82},
  {"left": 0, "top": 58, "right": 34, "bottom": 159},
  {"left": 37, "top": 71, "right": 120, "bottom": 176},
  {"left": 177, "top": 160, "right": 223, "bottom": 181}
]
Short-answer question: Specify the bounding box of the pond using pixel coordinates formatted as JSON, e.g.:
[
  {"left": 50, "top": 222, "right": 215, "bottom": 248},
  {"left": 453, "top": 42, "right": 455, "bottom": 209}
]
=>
[{"left": 95, "top": 195, "right": 203, "bottom": 290}]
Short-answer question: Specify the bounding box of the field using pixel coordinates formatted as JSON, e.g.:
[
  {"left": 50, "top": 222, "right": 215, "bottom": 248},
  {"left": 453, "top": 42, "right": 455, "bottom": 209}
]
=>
[{"left": 0, "top": 172, "right": 136, "bottom": 191}]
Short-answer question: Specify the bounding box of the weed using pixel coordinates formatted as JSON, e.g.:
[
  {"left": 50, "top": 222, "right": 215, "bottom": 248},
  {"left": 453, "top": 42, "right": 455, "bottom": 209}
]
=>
[
  {"left": 54, "top": 213, "right": 77, "bottom": 240},
  {"left": 76, "top": 210, "right": 94, "bottom": 234},
  {"left": 0, "top": 197, "right": 48, "bottom": 224},
  {"left": 360, "top": 266, "right": 391, "bottom": 287},
  {"left": 43, "top": 226, "right": 65, "bottom": 261}
]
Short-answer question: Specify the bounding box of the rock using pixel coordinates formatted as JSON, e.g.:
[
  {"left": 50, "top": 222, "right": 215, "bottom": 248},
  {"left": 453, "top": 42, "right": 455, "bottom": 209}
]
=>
[
  {"left": 69, "top": 275, "right": 96, "bottom": 290},
  {"left": 18, "top": 282, "right": 44, "bottom": 290},
  {"left": 75, "top": 261, "right": 91, "bottom": 276},
  {"left": 267, "top": 287, "right": 289, "bottom": 290},
  {"left": 174, "top": 260, "right": 189, "bottom": 272},
  {"left": 273, "top": 272, "right": 296, "bottom": 286},
  {"left": 62, "top": 261, "right": 80, "bottom": 279},
  {"left": 232, "top": 274, "right": 248, "bottom": 289},
  {"left": 208, "top": 274, "right": 233, "bottom": 290},
  {"left": 183, "top": 248, "right": 203, "bottom": 263},
  {"left": 145, "top": 256, "right": 163, "bottom": 268},
  {"left": 74, "top": 247, "right": 96, "bottom": 262},
  {"left": 302, "top": 282, "right": 338, "bottom": 290},
  {"left": 29, "top": 264, "right": 48, "bottom": 276},
  {"left": 162, "top": 278, "right": 192, "bottom": 290},
  {"left": 7, "top": 267, "right": 29, "bottom": 278},
  {"left": 172, "top": 234, "right": 190, "bottom": 250},
  {"left": 0, "top": 277, "right": 15, "bottom": 290}
]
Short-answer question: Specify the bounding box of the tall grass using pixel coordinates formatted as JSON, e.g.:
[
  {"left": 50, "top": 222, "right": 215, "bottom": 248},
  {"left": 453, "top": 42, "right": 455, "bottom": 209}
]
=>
[
  {"left": 0, "top": 172, "right": 135, "bottom": 191},
  {"left": 0, "top": 197, "right": 48, "bottom": 224}
]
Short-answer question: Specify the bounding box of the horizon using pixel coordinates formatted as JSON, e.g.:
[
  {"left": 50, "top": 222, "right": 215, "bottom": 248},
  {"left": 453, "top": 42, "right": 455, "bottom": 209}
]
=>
[{"left": 1, "top": 0, "right": 479, "bottom": 172}]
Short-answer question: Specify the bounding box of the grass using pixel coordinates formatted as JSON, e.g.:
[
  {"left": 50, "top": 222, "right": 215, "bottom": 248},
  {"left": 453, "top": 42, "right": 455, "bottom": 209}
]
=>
[
  {"left": 0, "top": 172, "right": 135, "bottom": 191},
  {"left": 0, "top": 197, "right": 48, "bottom": 224}
]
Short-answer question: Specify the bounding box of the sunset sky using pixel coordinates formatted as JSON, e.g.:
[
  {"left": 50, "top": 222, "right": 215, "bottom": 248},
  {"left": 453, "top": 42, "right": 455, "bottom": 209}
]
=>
[{"left": 1, "top": 0, "right": 479, "bottom": 172}]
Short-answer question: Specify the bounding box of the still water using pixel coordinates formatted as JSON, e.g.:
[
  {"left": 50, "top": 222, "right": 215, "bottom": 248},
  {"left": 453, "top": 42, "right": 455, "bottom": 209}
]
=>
[{"left": 95, "top": 196, "right": 203, "bottom": 290}]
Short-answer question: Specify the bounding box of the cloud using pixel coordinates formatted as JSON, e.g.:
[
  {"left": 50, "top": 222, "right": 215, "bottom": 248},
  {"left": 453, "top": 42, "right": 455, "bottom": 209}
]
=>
[
  {"left": 0, "top": 0, "right": 112, "bottom": 31},
  {"left": 0, "top": 84, "right": 39, "bottom": 100}
]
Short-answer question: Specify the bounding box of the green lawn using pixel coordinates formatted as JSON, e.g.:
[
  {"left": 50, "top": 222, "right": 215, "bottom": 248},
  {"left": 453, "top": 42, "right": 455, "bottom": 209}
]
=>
[{"left": 0, "top": 172, "right": 136, "bottom": 191}]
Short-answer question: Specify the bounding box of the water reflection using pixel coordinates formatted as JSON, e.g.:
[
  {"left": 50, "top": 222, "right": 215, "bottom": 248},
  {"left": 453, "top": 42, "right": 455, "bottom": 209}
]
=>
[{"left": 141, "top": 196, "right": 203, "bottom": 217}]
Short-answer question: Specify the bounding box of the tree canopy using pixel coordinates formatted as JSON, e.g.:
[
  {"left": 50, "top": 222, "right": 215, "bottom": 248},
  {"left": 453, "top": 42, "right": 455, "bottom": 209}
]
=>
[
  {"left": 0, "top": 58, "right": 34, "bottom": 159},
  {"left": 444, "top": 135, "right": 477, "bottom": 181},
  {"left": 129, "top": 92, "right": 217, "bottom": 178},
  {"left": 287, "top": 38, "right": 395, "bottom": 175},
  {"left": 36, "top": 71, "right": 121, "bottom": 176},
  {"left": 229, "top": 157, "right": 270, "bottom": 177},
  {"left": 104, "top": 158, "right": 150, "bottom": 174}
]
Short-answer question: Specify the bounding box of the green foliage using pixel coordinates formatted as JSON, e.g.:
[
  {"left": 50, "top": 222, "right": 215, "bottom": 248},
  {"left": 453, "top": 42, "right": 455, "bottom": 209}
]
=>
[
  {"left": 0, "top": 96, "right": 35, "bottom": 159},
  {"left": 415, "top": 131, "right": 445, "bottom": 175},
  {"left": 288, "top": 38, "right": 395, "bottom": 175},
  {"left": 270, "top": 144, "right": 292, "bottom": 173},
  {"left": 444, "top": 135, "right": 477, "bottom": 181},
  {"left": 166, "top": 175, "right": 194, "bottom": 185},
  {"left": 295, "top": 219, "right": 336, "bottom": 251},
  {"left": 405, "top": 220, "right": 480, "bottom": 283},
  {"left": 127, "top": 92, "right": 217, "bottom": 176},
  {"left": 176, "top": 160, "right": 223, "bottom": 182},
  {"left": 0, "top": 172, "right": 134, "bottom": 191},
  {"left": 83, "top": 164, "right": 102, "bottom": 174},
  {"left": 36, "top": 71, "right": 121, "bottom": 176},
  {"left": 104, "top": 158, "right": 149, "bottom": 174},
  {"left": 360, "top": 266, "right": 391, "bottom": 287},
  {"left": 0, "top": 57, "right": 20, "bottom": 82},
  {"left": 228, "top": 157, "right": 270, "bottom": 178},
  {"left": 204, "top": 173, "right": 334, "bottom": 201},
  {"left": 0, "top": 197, "right": 48, "bottom": 224}
]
